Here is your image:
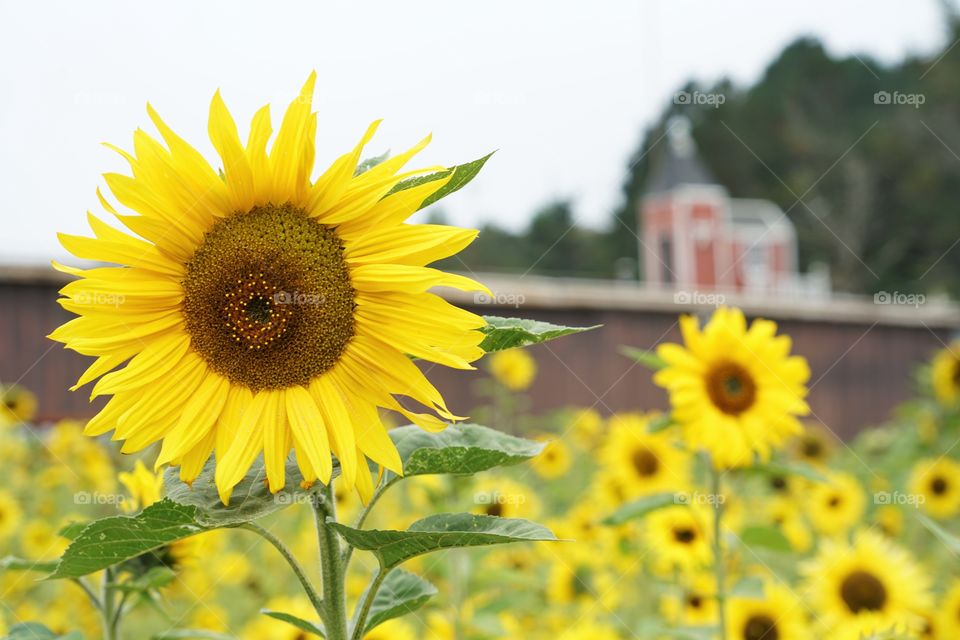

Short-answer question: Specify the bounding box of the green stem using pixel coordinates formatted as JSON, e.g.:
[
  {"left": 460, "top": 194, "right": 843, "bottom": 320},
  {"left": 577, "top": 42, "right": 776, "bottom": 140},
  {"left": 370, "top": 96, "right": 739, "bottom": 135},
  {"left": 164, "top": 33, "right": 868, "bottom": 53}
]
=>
[
  {"left": 350, "top": 567, "right": 388, "bottom": 640},
  {"left": 342, "top": 478, "right": 394, "bottom": 569},
  {"left": 239, "top": 522, "right": 325, "bottom": 619},
  {"left": 315, "top": 485, "right": 349, "bottom": 640},
  {"left": 100, "top": 568, "right": 117, "bottom": 640},
  {"left": 71, "top": 577, "right": 102, "bottom": 613},
  {"left": 710, "top": 466, "right": 727, "bottom": 640}
]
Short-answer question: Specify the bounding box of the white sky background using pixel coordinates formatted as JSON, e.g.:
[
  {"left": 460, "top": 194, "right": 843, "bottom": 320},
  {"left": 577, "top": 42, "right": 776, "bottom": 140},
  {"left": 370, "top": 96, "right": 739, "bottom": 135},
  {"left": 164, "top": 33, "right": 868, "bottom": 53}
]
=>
[{"left": 0, "top": 0, "right": 947, "bottom": 264}]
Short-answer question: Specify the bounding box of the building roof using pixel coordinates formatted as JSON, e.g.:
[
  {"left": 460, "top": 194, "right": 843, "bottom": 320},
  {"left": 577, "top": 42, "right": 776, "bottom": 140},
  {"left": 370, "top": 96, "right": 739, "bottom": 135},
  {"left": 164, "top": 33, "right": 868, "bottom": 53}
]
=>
[{"left": 645, "top": 116, "right": 717, "bottom": 195}]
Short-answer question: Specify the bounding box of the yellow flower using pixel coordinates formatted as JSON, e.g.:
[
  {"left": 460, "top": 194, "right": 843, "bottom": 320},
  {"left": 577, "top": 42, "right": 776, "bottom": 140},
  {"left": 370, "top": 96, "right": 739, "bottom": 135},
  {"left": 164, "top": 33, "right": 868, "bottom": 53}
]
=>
[
  {"left": 907, "top": 457, "right": 960, "bottom": 519},
  {"left": 471, "top": 477, "right": 540, "bottom": 520},
  {"left": 0, "top": 490, "right": 23, "bottom": 540},
  {"left": 660, "top": 572, "right": 718, "bottom": 627},
  {"left": 654, "top": 308, "right": 810, "bottom": 468},
  {"left": 0, "top": 384, "right": 37, "bottom": 428},
  {"left": 802, "top": 529, "right": 931, "bottom": 639},
  {"left": 763, "top": 495, "right": 812, "bottom": 552},
  {"left": 546, "top": 557, "right": 619, "bottom": 610},
  {"left": 644, "top": 504, "right": 713, "bottom": 575},
  {"left": 566, "top": 407, "right": 604, "bottom": 450},
  {"left": 118, "top": 460, "right": 164, "bottom": 512},
  {"left": 364, "top": 618, "right": 417, "bottom": 640},
  {"left": 531, "top": 437, "right": 572, "bottom": 479},
  {"left": 20, "top": 520, "right": 68, "bottom": 560},
  {"left": 806, "top": 472, "right": 865, "bottom": 537},
  {"left": 936, "top": 580, "right": 960, "bottom": 640},
  {"left": 873, "top": 505, "right": 903, "bottom": 539},
  {"left": 931, "top": 342, "right": 960, "bottom": 406},
  {"left": 726, "top": 581, "right": 809, "bottom": 640},
  {"left": 51, "top": 73, "right": 489, "bottom": 504},
  {"left": 488, "top": 348, "right": 537, "bottom": 391},
  {"left": 790, "top": 422, "right": 835, "bottom": 466},
  {"left": 599, "top": 413, "right": 690, "bottom": 498}
]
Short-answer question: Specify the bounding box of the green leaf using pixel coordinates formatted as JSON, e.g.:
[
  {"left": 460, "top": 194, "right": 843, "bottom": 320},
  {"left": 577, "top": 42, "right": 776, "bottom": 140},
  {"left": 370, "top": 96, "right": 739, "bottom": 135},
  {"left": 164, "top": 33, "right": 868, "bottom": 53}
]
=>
[
  {"left": 261, "top": 610, "right": 325, "bottom": 638},
  {"left": 603, "top": 493, "right": 679, "bottom": 525},
  {"left": 646, "top": 413, "right": 675, "bottom": 433},
  {"left": 737, "top": 525, "right": 793, "bottom": 552},
  {"left": 364, "top": 570, "right": 437, "bottom": 633},
  {"left": 0, "top": 556, "right": 59, "bottom": 573},
  {"left": 479, "top": 316, "right": 600, "bottom": 353},
  {"left": 388, "top": 423, "right": 544, "bottom": 479},
  {"left": 748, "top": 461, "right": 827, "bottom": 483},
  {"left": 329, "top": 513, "right": 558, "bottom": 569},
  {"left": 163, "top": 456, "right": 334, "bottom": 528},
  {"left": 6, "top": 623, "right": 83, "bottom": 639},
  {"left": 386, "top": 152, "right": 494, "bottom": 210},
  {"left": 917, "top": 514, "right": 960, "bottom": 554},
  {"left": 619, "top": 346, "right": 667, "bottom": 371},
  {"left": 58, "top": 521, "right": 88, "bottom": 541},
  {"left": 46, "top": 499, "right": 208, "bottom": 579},
  {"left": 354, "top": 150, "right": 390, "bottom": 176},
  {"left": 730, "top": 576, "right": 766, "bottom": 598}
]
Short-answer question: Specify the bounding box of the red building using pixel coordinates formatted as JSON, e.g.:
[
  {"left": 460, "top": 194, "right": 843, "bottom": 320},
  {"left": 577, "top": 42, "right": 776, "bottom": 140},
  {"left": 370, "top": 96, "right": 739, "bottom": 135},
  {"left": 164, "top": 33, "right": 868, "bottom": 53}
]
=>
[{"left": 639, "top": 117, "right": 829, "bottom": 298}]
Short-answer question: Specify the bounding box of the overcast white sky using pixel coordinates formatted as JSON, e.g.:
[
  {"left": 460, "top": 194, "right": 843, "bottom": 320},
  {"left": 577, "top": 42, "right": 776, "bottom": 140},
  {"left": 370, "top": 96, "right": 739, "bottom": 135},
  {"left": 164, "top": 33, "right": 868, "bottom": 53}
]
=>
[{"left": 0, "top": 1, "right": 947, "bottom": 264}]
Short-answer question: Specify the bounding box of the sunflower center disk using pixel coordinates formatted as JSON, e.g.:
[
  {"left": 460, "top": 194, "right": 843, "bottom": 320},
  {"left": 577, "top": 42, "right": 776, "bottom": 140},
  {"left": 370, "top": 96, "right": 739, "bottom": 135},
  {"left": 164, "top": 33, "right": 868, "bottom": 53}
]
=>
[
  {"left": 931, "top": 476, "right": 948, "bottom": 495},
  {"left": 743, "top": 615, "right": 779, "bottom": 640},
  {"left": 182, "top": 204, "right": 356, "bottom": 391},
  {"left": 840, "top": 570, "right": 887, "bottom": 613},
  {"left": 705, "top": 361, "right": 757, "bottom": 415},
  {"left": 673, "top": 527, "right": 696, "bottom": 544},
  {"left": 631, "top": 448, "right": 660, "bottom": 477}
]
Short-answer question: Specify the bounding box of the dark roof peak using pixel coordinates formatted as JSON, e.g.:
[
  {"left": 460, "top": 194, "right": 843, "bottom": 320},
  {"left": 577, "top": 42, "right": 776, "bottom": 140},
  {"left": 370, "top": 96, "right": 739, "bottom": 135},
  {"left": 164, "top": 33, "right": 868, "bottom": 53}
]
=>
[{"left": 645, "top": 116, "right": 717, "bottom": 195}]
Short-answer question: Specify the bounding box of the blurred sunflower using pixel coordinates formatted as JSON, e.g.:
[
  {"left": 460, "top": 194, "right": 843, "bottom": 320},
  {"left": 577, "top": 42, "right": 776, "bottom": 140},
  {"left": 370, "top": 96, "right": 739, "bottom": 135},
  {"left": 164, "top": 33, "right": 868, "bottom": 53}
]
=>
[
  {"left": 802, "top": 529, "right": 931, "bottom": 639},
  {"left": 931, "top": 342, "right": 960, "bottom": 406},
  {"left": 0, "top": 490, "right": 23, "bottom": 540},
  {"left": 790, "top": 422, "right": 835, "bottom": 466},
  {"left": 644, "top": 504, "right": 712, "bottom": 575},
  {"left": 907, "top": 457, "right": 960, "bottom": 519},
  {"left": 364, "top": 618, "right": 416, "bottom": 640},
  {"left": 531, "top": 437, "right": 572, "bottom": 479},
  {"left": 118, "top": 459, "right": 164, "bottom": 512},
  {"left": 488, "top": 348, "right": 537, "bottom": 391},
  {"left": 0, "top": 383, "right": 37, "bottom": 428},
  {"left": 653, "top": 308, "right": 810, "bottom": 468},
  {"left": 764, "top": 495, "right": 812, "bottom": 552},
  {"left": 566, "top": 406, "right": 604, "bottom": 450},
  {"left": 471, "top": 477, "right": 540, "bottom": 520},
  {"left": 873, "top": 504, "right": 903, "bottom": 539},
  {"left": 806, "top": 472, "right": 865, "bottom": 537},
  {"left": 20, "top": 520, "right": 69, "bottom": 560},
  {"left": 599, "top": 413, "right": 690, "bottom": 498},
  {"left": 51, "top": 73, "right": 489, "bottom": 504},
  {"left": 726, "top": 582, "right": 809, "bottom": 640},
  {"left": 660, "top": 572, "right": 718, "bottom": 627},
  {"left": 936, "top": 580, "right": 960, "bottom": 639},
  {"left": 546, "top": 558, "right": 619, "bottom": 610}
]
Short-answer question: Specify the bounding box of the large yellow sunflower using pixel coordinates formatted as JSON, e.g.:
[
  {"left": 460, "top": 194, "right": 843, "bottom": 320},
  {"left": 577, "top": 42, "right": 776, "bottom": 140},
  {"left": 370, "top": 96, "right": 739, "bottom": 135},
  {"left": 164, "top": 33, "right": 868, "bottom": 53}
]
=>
[
  {"left": 654, "top": 307, "right": 810, "bottom": 469},
  {"left": 51, "top": 74, "right": 489, "bottom": 504},
  {"left": 801, "top": 529, "right": 931, "bottom": 640},
  {"left": 907, "top": 457, "right": 960, "bottom": 519}
]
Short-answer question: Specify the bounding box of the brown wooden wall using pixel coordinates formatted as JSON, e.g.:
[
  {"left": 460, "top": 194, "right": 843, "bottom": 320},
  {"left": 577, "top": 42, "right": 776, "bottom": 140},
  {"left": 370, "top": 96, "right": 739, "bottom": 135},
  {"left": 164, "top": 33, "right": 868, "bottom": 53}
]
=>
[{"left": 0, "top": 276, "right": 954, "bottom": 439}]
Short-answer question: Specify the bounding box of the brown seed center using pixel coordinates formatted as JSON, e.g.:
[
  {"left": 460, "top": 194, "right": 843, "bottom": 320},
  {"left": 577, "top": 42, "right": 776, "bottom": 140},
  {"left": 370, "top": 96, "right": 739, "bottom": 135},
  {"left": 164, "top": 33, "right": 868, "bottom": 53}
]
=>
[
  {"left": 705, "top": 361, "right": 757, "bottom": 415},
  {"left": 631, "top": 447, "right": 660, "bottom": 477},
  {"left": 840, "top": 570, "right": 887, "bottom": 613},
  {"left": 743, "top": 615, "right": 779, "bottom": 640}
]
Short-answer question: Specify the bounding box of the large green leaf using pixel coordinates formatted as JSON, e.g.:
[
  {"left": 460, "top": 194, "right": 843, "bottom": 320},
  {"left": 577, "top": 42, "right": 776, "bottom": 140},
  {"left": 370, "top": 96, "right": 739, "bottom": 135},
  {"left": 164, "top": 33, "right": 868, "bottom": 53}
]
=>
[
  {"left": 479, "top": 316, "right": 599, "bottom": 353},
  {"left": 163, "top": 456, "right": 334, "bottom": 527},
  {"left": 46, "top": 499, "right": 208, "bottom": 579},
  {"left": 603, "top": 493, "right": 679, "bottom": 525},
  {"left": 329, "top": 513, "right": 557, "bottom": 569},
  {"left": 261, "top": 610, "right": 324, "bottom": 638},
  {"left": 386, "top": 153, "right": 494, "bottom": 210},
  {"left": 388, "top": 423, "right": 544, "bottom": 479},
  {"left": 363, "top": 569, "right": 437, "bottom": 633}
]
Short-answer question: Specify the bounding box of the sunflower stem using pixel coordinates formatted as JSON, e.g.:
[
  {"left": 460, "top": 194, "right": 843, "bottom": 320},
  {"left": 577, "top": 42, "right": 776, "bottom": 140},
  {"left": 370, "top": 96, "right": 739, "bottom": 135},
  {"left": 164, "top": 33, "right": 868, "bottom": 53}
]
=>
[
  {"left": 238, "top": 522, "right": 325, "bottom": 620},
  {"left": 315, "top": 484, "right": 349, "bottom": 640},
  {"left": 709, "top": 465, "right": 728, "bottom": 639},
  {"left": 99, "top": 568, "right": 118, "bottom": 640},
  {"left": 350, "top": 567, "right": 388, "bottom": 640}
]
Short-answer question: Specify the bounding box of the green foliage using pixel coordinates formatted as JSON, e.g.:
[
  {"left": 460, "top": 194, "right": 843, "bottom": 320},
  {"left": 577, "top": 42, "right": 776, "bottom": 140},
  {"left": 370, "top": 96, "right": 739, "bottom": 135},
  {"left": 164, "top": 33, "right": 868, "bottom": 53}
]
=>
[
  {"left": 362, "top": 570, "right": 437, "bottom": 633},
  {"left": 737, "top": 525, "right": 793, "bottom": 553},
  {"left": 329, "top": 513, "right": 558, "bottom": 569},
  {"left": 386, "top": 152, "right": 494, "bottom": 210},
  {"left": 5, "top": 623, "right": 84, "bottom": 639},
  {"left": 479, "top": 316, "right": 599, "bottom": 352},
  {"left": 388, "top": 423, "right": 545, "bottom": 479},
  {"left": 602, "top": 492, "right": 678, "bottom": 525},
  {"left": 620, "top": 346, "right": 667, "bottom": 371},
  {"left": 261, "top": 610, "right": 325, "bottom": 637}
]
